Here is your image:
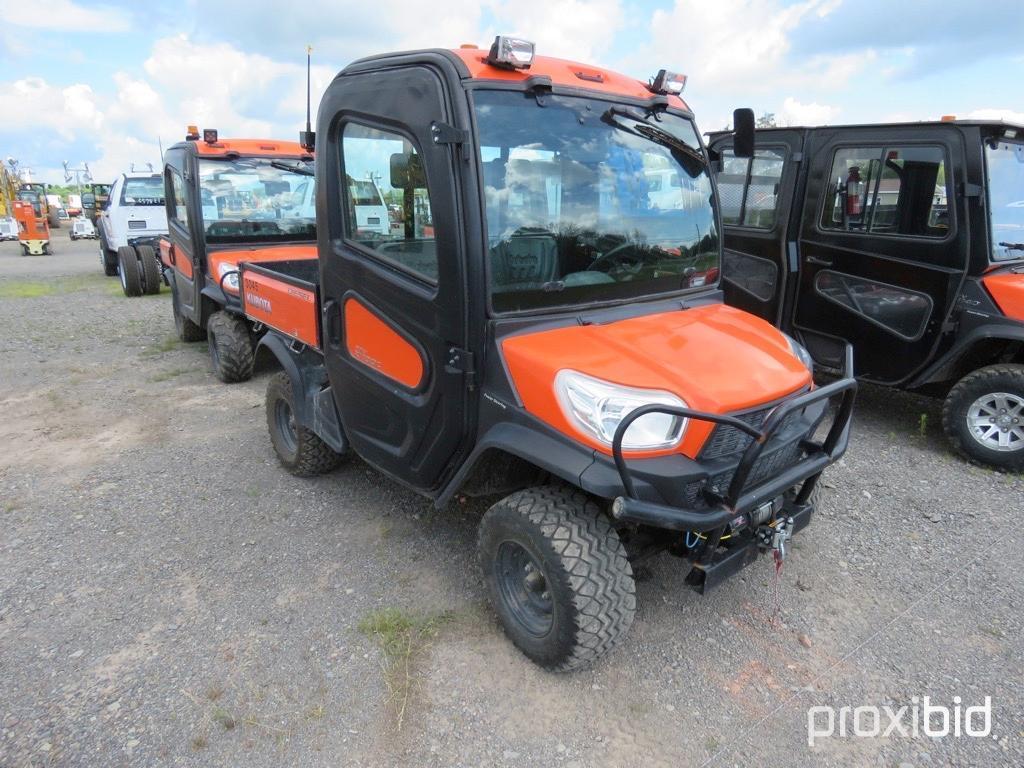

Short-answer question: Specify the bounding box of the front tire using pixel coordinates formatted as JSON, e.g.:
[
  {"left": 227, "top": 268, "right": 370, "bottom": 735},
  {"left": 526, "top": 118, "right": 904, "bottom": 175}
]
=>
[
  {"left": 99, "top": 230, "right": 117, "bottom": 276},
  {"left": 477, "top": 486, "right": 636, "bottom": 672},
  {"left": 265, "top": 371, "right": 345, "bottom": 476},
  {"left": 207, "top": 311, "right": 254, "bottom": 383},
  {"left": 942, "top": 364, "right": 1024, "bottom": 470},
  {"left": 117, "top": 246, "right": 142, "bottom": 296}
]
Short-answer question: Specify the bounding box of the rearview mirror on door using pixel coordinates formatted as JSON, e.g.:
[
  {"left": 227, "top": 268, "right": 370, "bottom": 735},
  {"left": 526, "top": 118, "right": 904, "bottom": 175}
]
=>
[
  {"left": 390, "top": 152, "right": 426, "bottom": 189},
  {"left": 733, "top": 108, "right": 755, "bottom": 158}
]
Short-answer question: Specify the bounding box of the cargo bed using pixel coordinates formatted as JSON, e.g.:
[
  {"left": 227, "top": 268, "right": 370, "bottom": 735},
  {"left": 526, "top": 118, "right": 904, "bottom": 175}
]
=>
[{"left": 240, "top": 260, "right": 321, "bottom": 349}]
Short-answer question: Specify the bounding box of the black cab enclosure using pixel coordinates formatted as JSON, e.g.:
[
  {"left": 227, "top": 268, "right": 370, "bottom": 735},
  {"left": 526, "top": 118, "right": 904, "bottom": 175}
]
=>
[{"left": 709, "top": 120, "right": 1024, "bottom": 468}]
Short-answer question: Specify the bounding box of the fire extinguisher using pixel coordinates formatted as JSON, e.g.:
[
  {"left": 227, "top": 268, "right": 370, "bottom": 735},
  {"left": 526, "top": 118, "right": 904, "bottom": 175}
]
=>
[{"left": 845, "top": 166, "right": 864, "bottom": 217}]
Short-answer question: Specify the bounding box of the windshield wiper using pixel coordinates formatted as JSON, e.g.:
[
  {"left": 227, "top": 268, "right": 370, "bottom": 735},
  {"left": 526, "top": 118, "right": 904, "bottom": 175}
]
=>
[
  {"left": 270, "top": 161, "right": 314, "bottom": 177},
  {"left": 600, "top": 108, "right": 705, "bottom": 177},
  {"left": 998, "top": 241, "right": 1024, "bottom": 251}
]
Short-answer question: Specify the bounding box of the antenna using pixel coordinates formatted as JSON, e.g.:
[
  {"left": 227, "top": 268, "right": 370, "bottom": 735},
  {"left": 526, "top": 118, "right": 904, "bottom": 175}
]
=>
[{"left": 299, "top": 45, "right": 315, "bottom": 152}]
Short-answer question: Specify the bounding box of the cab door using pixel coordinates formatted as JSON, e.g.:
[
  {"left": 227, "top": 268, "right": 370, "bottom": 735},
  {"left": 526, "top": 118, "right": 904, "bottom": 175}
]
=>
[
  {"left": 164, "top": 149, "right": 201, "bottom": 323},
  {"left": 792, "top": 126, "right": 970, "bottom": 383},
  {"left": 712, "top": 130, "right": 804, "bottom": 327},
  {"left": 317, "top": 63, "right": 471, "bottom": 492}
]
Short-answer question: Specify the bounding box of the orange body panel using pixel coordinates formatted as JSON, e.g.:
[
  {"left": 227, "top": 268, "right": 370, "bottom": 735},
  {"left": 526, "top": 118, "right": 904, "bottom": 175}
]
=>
[
  {"left": 207, "top": 245, "right": 316, "bottom": 294},
  {"left": 344, "top": 298, "right": 425, "bottom": 389},
  {"left": 451, "top": 49, "right": 689, "bottom": 111},
  {"left": 241, "top": 269, "right": 319, "bottom": 348},
  {"left": 501, "top": 304, "right": 811, "bottom": 458},
  {"left": 12, "top": 200, "right": 49, "bottom": 242},
  {"left": 983, "top": 273, "right": 1024, "bottom": 322},
  {"left": 192, "top": 139, "right": 311, "bottom": 158}
]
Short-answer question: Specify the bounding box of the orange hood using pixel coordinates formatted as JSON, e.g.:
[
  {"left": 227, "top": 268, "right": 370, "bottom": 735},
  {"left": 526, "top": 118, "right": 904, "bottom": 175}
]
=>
[
  {"left": 207, "top": 244, "right": 316, "bottom": 291},
  {"left": 983, "top": 272, "right": 1024, "bottom": 322},
  {"left": 501, "top": 304, "right": 812, "bottom": 458}
]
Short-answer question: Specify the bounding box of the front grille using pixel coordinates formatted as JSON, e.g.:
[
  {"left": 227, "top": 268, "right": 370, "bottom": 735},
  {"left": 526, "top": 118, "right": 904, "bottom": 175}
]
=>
[
  {"left": 681, "top": 439, "right": 808, "bottom": 509},
  {"left": 128, "top": 220, "right": 147, "bottom": 229},
  {"left": 700, "top": 407, "right": 770, "bottom": 460}
]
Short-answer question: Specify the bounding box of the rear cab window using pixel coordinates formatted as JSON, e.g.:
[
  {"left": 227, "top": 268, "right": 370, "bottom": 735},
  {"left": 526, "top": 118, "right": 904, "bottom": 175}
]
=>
[
  {"left": 121, "top": 176, "right": 165, "bottom": 206},
  {"left": 716, "top": 148, "right": 786, "bottom": 229},
  {"left": 819, "top": 145, "right": 950, "bottom": 238}
]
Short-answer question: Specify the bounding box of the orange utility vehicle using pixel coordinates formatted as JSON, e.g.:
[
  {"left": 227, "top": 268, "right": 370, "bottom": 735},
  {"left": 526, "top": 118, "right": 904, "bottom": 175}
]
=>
[
  {"left": 159, "top": 128, "right": 317, "bottom": 382},
  {"left": 242, "top": 38, "right": 857, "bottom": 670},
  {"left": 12, "top": 194, "right": 50, "bottom": 255}
]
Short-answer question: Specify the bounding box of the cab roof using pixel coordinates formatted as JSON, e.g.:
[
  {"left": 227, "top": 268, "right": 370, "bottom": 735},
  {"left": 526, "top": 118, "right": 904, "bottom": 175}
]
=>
[
  {"left": 707, "top": 119, "right": 1024, "bottom": 138},
  {"left": 449, "top": 48, "right": 689, "bottom": 110},
  {"left": 180, "top": 138, "right": 313, "bottom": 159},
  {"left": 343, "top": 47, "right": 689, "bottom": 111}
]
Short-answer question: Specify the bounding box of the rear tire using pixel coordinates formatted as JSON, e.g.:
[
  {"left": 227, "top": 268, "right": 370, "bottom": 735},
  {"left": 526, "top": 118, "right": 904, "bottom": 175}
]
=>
[
  {"left": 137, "top": 244, "right": 161, "bottom": 295},
  {"left": 117, "top": 246, "right": 142, "bottom": 296},
  {"left": 99, "top": 230, "right": 117, "bottom": 276},
  {"left": 207, "top": 311, "right": 254, "bottom": 383},
  {"left": 172, "top": 284, "right": 206, "bottom": 342},
  {"left": 265, "top": 371, "right": 345, "bottom": 476},
  {"left": 942, "top": 365, "right": 1024, "bottom": 471},
  {"left": 478, "top": 486, "right": 636, "bottom": 672}
]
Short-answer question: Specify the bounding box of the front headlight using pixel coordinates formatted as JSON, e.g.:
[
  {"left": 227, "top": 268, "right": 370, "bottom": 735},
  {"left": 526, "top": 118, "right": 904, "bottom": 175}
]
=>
[
  {"left": 217, "top": 262, "right": 239, "bottom": 292},
  {"left": 784, "top": 334, "right": 814, "bottom": 373},
  {"left": 554, "top": 370, "right": 688, "bottom": 450}
]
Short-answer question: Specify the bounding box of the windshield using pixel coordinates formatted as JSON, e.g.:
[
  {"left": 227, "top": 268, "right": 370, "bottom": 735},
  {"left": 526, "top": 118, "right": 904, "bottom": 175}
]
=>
[
  {"left": 121, "top": 176, "right": 165, "bottom": 206},
  {"left": 197, "top": 157, "right": 315, "bottom": 244},
  {"left": 474, "top": 90, "right": 718, "bottom": 313},
  {"left": 986, "top": 138, "right": 1024, "bottom": 261}
]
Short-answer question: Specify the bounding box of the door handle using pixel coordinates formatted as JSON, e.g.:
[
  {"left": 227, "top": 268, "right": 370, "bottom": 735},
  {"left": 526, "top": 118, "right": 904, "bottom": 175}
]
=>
[
  {"left": 323, "top": 299, "right": 342, "bottom": 348},
  {"left": 806, "top": 256, "right": 833, "bottom": 267}
]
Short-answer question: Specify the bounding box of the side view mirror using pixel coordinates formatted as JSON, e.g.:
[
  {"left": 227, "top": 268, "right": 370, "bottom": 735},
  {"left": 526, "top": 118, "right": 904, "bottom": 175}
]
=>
[
  {"left": 389, "top": 152, "right": 425, "bottom": 189},
  {"left": 733, "top": 107, "right": 755, "bottom": 158}
]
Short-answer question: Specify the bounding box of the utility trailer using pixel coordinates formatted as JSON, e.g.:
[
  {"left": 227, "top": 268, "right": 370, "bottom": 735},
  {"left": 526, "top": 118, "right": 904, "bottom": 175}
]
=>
[{"left": 236, "top": 38, "right": 858, "bottom": 671}]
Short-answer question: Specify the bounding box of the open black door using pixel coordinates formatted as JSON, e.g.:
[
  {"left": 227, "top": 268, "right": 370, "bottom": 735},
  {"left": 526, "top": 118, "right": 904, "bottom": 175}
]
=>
[
  {"left": 163, "top": 148, "right": 201, "bottom": 325},
  {"left": 317, "top": 61, "right": 471, "bottom": 492},
  {"left": 712, "top": 129, "right": 805, "bottom": 327},
  {"left": 792, "top": 125, "right": 970, "bottom": 383}
]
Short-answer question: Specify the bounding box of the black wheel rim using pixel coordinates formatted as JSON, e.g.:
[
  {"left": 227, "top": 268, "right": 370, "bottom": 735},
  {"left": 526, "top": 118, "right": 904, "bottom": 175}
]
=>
[
  {"left": 274, "top": 397, "right": 298, "bottom": 454},
  {"left": 495, "top": 541, "right": 553, "bottom": 637}
]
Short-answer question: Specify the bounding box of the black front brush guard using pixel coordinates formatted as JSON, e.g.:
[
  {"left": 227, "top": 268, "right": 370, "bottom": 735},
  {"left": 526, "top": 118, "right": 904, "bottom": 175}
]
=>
[{"left": 610, "top": 345, "right": 857, "bottom": 532}]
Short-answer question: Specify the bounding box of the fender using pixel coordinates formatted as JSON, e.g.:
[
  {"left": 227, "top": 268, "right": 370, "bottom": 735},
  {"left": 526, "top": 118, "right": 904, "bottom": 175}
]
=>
[
  {"left": 434, "top": 421, "right": 595, "bottom": 508},
  {"left": 256, "top": 332, "right": 348, "bottom": 454},
  {"left": 911, "top": 323, "right": 1024, "bottom": 387}
]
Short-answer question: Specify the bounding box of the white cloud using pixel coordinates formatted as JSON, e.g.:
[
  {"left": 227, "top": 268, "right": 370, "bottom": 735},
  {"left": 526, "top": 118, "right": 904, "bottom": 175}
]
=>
[
  {"left": 0, "top": 77, "right": 103, "bottom": 141},
  {"left": 778, "top": 96, "right": 840, "bottom": 126},
  {"left": 0, "top": 0, "right": 130, "bottom": 32}
]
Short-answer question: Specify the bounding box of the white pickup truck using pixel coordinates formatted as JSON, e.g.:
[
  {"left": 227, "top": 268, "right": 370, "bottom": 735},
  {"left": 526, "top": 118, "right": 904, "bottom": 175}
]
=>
[{"left": 98, "top": 172, "right": 168, "bottom": 295}]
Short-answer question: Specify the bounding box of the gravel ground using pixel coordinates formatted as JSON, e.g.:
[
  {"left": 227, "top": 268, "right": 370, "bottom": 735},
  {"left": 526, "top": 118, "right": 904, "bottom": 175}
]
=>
[{"left": 1, "top": 230, "right": 1022, "bottom": 768}]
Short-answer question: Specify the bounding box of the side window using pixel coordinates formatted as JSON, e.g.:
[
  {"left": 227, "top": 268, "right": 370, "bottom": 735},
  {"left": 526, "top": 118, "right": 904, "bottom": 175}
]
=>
[
  {"left": 715, "top": 149, "right": 785, "bottom": 228},
  {"left": 169, "top": 170, "right": 188, "bottom": 227},
  {"left": 820, "top": 145, "right": 948, "bottom": 238},
  {"left": 341, "top": 123, "right": 437, "bottom": 283}
]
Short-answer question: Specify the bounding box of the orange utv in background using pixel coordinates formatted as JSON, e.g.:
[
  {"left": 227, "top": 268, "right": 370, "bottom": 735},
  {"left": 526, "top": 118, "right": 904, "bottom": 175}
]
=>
[
  {"left": 12, "top": 196, "right": 50, "bottom": 255},
  {"left": 159, "top": 128, "right": 318, "bottom": 382},
  {"left": 241, "top": 38, "right": 857, "bottom": 670}
]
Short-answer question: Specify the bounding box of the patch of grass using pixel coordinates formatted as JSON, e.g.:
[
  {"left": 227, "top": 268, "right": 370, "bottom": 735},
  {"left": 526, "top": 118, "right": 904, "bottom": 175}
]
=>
[
  {"left": 0, "top": 273, "right": 123, "bottom": 299},
  {"left": 212, "top": 707, "right": 236, "bottom": 731},
  {"left": 190, "top": 734, "right": 208, "bottom": 751},
  {"left": 206, "top": 684, "right": 224, "bottom": 702},
  {"left": 358, "top": 607, "right": 453, "bottom": 730},
  {"left": 3, "top": 499, "right": 21, "bottom": 513},
  {"left": 148, "top": 366, "right": 191, "bottom": 383},
  {"left": 919, "top": 413, "right": 928, "bottom": 437},
  {"left": 141, "top": 335, "right": 182, "bottom": 357}
]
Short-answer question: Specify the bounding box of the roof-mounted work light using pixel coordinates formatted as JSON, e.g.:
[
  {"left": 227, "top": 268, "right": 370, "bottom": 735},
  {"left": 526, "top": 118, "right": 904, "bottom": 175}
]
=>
[
  {"left": 185, "top": 125, "right": 200, "bottom": 141},
  {"left": 487, "top": 36, "right": 535, "bottom": 70},
  {"left": 648, "top": 70, "right": 687, "bottom": 95},
  {"left": 203, "top": 128, "right": 219, "bottom": 144}
]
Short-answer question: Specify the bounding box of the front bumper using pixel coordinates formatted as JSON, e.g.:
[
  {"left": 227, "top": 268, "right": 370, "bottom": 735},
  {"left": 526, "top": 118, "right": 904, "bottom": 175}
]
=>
[{"left": 609, "top": 345, "right": 857, "bottom": 533}]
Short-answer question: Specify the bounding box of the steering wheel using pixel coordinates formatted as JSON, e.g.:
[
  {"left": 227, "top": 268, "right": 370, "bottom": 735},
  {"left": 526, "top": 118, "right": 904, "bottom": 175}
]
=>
[{"left": 588, "top": 242, "right": 645, "bottom": 280}]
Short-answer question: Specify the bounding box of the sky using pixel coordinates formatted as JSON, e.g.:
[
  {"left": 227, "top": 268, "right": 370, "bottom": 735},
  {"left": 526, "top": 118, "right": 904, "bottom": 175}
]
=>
[{"left": 1, "top": 0, "right": 1022, "bottom": 184}]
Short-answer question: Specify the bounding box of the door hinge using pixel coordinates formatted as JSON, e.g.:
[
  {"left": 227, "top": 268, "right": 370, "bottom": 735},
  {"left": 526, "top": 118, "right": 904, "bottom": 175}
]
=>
[
  {"left": 446, "top": 346, "right": 476, "bottom": 388},
  {"left": 431, "top": 122, "right": 468, "bottom": 146}
]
